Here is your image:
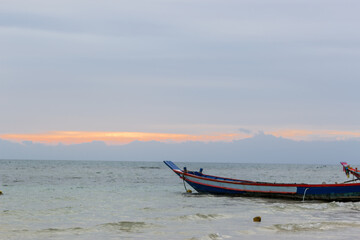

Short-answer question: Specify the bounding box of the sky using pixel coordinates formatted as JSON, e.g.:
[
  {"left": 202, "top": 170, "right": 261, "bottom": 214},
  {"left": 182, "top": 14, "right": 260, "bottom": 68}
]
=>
[
  {"left": 1, "top": 0, "right": 360, "bottom": 146},
  {"left": 1, "top": 133, "right": 360, "bottom": 163}
]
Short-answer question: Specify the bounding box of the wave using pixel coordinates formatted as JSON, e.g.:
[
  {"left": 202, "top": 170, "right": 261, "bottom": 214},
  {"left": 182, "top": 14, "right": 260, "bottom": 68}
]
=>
[
  {"left": 139, "top": 166, "right": 161, "bottom": 169},
  {"left": 271, "top": 201, "right": 360, "bottom": 212},
  {"left": 184, "top": 233, "right": 230, "bottom": 240},
  {"left": 99, "top": 221, "right": 151, "bottom": 233},
  {"left": 205, "top": 233, "right": 229, "bottom": 240},
  {"left": 177, "top": 213, "right": 225, "bottom": 221},
  {"left": 37, "top": 227, "right": 85, "bottom": 233},
  {"left": 270, "top": 221, "right": 360, "bottom": 232}
]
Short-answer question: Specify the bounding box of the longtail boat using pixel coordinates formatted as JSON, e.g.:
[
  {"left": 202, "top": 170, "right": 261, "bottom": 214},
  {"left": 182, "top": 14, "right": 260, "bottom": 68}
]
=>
[{"left": 164, "top": 161, "right": 360, "bottom": 201}]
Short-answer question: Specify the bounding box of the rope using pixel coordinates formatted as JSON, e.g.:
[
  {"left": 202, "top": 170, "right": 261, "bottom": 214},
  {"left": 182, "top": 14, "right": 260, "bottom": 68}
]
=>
[
  {"left": 182, "top": 172, "right": 190, "bottom": 193},
  {"left": 182, "top": 173, "right": 187, "bottom": 191},
  {"left": 302, "top": 188, "right": 309, "bottom": 202}
]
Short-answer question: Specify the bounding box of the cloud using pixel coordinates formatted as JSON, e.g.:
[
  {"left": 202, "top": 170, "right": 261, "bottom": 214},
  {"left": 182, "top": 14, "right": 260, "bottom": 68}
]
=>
[
  {"left": 1, "top": 0, "right": 360, "bottom": 134},
  {"left": 238, "top": 128, "right": 252, "bottom": 134},
  {"left": 267, "top": 129, "right": 360, "bottom": 141}
]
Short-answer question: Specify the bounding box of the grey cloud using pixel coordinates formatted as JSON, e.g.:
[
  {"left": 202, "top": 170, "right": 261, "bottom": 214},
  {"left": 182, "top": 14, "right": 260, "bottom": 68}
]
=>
[
  {"left": 1, "top": 0, "right": 360, "bottom": 133},
  {"left": 238, "top": 128, "right": 252, "bottom": 134}
]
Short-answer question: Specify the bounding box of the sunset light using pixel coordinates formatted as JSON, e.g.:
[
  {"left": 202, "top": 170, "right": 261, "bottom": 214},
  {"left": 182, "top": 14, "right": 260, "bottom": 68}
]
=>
[
  {"left": 2, "top": 129, "right": 360, "bottom": 145},
  {"left": 0, "top": 131, "right": 250, "bottom": 145}
]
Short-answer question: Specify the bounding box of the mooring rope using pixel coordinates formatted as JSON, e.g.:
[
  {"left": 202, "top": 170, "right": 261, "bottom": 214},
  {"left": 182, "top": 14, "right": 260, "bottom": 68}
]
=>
[
  {"left": 182, "top": 173, "right": 188, "bottom": 192},
  {"left": 302, "top": 188, "right": 309, "bottom": 202}
]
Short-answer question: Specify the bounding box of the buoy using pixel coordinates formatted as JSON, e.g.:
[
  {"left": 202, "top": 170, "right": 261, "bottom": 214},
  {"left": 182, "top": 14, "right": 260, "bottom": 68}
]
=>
[
  {"left": 187, "top": 189, "right": 192, "bottom": 193},
  {"left": 253, "top": 216, "right": 261, "bottom": 222},
  {"left": 0, "top": 190, "right": 3, "bottom": 195}
]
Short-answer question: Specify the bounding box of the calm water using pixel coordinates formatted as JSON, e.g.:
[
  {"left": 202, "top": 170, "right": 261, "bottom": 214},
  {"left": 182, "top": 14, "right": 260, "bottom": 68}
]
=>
[{"left": 1, "top": 160, "right": 360, "bottom": 240}]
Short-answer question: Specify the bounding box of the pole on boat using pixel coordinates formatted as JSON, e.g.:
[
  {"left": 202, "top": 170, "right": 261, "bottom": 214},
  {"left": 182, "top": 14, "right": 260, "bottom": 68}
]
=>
[{"left": 343, "top": 178, "right": 360, "bottom": 183}]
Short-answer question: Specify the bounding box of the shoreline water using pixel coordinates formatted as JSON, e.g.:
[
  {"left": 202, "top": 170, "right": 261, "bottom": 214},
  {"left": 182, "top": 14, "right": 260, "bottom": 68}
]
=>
[{"left": 1, "top": 160, "right": 360, "bottom": 239}]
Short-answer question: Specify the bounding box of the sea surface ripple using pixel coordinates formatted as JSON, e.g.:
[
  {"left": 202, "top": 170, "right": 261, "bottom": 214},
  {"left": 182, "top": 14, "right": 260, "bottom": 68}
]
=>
[{"left": 1, "top": 160, "right": 360, "bottom": 239}]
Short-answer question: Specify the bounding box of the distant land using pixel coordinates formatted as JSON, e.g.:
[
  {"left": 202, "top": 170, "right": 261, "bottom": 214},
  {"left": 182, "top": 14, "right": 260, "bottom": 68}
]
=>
[{"left": 1, "top": 133, "right": 360, "bottom": 164}]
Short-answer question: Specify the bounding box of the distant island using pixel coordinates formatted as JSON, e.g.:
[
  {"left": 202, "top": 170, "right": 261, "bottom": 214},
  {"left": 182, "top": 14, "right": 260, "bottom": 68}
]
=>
[{"left": 1, "top": 133, "right": 360, "bottom": 164}]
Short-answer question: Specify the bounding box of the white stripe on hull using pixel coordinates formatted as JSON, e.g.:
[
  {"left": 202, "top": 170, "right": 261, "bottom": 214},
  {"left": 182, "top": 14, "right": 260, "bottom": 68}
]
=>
[{"left": 185, "top": 175, "right": 297, "bottom": 193}]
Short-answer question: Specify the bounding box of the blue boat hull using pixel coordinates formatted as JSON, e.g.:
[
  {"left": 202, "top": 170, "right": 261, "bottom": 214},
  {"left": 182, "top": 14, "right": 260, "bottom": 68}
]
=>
[
  {"left": 186, "top": 180, "right": 360, "bottom": 201},
  {"left": 164, "top": 161, "right": 360, "bottom": 201}
]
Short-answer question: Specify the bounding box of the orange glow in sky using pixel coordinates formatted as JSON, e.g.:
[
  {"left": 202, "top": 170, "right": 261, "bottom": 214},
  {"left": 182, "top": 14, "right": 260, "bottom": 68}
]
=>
[
  {"left": 1, "top": 129, "right": 360, "bottom": 145},
  {"left": 0, "top": 131, "right": 250, "bottom": 145}
]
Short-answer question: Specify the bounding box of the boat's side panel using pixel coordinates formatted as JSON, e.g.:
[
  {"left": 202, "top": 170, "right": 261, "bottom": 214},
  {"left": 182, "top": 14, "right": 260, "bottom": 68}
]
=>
[
  {"left": 184, "top": 174, "right": 297, "bottom": 194},
  {"left": 297, "top": 185, "right": 360, "bottom": 201},
  {"left": 185, "top": 179, "right": 301, "bottom": 199},
  {"left": 184, "top": 173, "right": 360, "bottom": 200}
]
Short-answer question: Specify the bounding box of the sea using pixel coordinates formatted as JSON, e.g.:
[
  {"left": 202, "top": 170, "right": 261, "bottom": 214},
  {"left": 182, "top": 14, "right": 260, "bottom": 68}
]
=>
[{"left": 1, "top": 159, "right": 360, "bottom": 240}]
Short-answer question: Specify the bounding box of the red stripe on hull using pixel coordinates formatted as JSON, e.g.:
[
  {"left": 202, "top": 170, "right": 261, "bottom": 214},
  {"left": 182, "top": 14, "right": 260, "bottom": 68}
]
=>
[
  {"left": 183, "top": 177, "right": 297, "bottom": 194},
  {"left": 174, "top": 169, "right": 360, "bottom": 188}
]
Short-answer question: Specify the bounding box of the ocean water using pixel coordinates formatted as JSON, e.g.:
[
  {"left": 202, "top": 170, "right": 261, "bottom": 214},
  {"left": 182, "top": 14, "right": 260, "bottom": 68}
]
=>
[{"left": 1, "top": 160, "right": 360, "bottom": 240}]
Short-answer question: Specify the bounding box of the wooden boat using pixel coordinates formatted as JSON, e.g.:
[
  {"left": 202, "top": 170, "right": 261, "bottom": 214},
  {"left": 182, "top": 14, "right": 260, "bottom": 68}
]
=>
[
  {"left": 341, "top": 162, "right": 360, "bottom": 179},
  {"left": 164, "top": 161, "right": 360, "bottom": 201}
]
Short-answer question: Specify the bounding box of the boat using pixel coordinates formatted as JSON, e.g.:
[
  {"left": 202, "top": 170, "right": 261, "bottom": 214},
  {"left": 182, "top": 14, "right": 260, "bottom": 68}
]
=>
[
  {"left": 341, "top": 162, "right": 360, "bottom": 179},
  {"left": 164, "top": 161, "right": 360, "bottom": 201}
]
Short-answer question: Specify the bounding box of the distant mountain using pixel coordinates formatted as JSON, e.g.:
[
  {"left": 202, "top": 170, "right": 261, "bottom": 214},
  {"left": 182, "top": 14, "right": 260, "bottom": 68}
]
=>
[{"left": 1, "top": 134, "right": 360, "bottom": 164}]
